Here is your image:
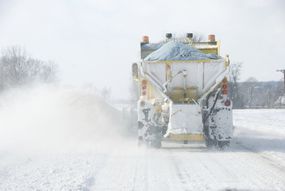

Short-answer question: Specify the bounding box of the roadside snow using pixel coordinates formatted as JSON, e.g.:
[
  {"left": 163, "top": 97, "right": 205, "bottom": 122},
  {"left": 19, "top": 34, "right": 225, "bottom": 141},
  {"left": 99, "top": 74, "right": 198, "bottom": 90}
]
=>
[
  {"left": 234, "top": 109, "right": 285, "bottom": 137},
  {"left": 0, "top": 85, "right": 126, "bottom": 152},
  {"left": 233, "top": 109, "right": 285, "bottom": 169}
]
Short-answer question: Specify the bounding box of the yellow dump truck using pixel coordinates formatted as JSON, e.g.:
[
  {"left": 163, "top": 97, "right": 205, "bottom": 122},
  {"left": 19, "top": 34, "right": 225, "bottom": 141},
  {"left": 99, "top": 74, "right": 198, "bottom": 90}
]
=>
[{"left": 132, "top": 33, "right": 233, "bottom": 148}]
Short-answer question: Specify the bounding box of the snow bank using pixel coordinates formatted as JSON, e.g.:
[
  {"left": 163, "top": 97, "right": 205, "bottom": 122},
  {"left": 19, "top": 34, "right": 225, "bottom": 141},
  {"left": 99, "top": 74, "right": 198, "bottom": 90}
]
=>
[
  {"left": 234, "top": 109, "right": 285, "bottom": 137},
  {"left": 144, "top": 41, "right": 220, "bottom": 61},
  {"left": 234, "top": 109, "right": 285, "bottom": 167},
  {"left": 0, "top": 85, "right": 128, "bottom": 152}
]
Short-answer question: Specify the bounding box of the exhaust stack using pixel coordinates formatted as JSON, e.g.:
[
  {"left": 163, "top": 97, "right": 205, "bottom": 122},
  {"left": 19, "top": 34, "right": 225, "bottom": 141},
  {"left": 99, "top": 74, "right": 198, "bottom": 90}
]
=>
[
  {"left": 208, "top": 34, "right": 216, "bottom": 42},
  {"left": 142, "top": 36, "right": 149, "bottom": 43}
]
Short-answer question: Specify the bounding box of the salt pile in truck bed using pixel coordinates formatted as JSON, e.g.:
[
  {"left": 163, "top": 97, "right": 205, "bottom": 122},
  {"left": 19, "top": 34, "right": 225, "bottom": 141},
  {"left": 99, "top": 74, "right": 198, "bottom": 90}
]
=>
[{"left": 144, "top": 41, "right": 220, "bottom": 61}]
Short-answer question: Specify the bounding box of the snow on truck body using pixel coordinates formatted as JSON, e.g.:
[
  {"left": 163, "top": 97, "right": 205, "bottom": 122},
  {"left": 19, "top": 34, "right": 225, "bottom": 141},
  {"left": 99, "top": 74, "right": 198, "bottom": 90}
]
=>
[{"left": 132, "top": 33, "right": 233, "bottom": 148}]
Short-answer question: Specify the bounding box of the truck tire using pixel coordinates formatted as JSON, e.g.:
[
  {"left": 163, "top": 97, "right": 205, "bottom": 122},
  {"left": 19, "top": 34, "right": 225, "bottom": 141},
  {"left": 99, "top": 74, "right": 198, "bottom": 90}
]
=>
[
  {"left": 205, "top": 138, "right": 216, "bottom": 148},
  {"left": 217, "top": 141, "right": 230, "bottom": 149},
  {"left": 137, "top": 136, "right": 143, "bottom": 147},
  {"left": 150, "top": 140, "right": 161, "bottom": 148}
]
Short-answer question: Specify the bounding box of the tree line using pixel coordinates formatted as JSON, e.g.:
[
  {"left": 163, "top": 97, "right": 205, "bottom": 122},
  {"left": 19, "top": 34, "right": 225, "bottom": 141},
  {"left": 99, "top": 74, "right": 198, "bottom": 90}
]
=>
[
  {"left": 0, "top": 46, "right": 57, "bottom": 92},
  {"left": 229, "top": 63, "right": 284, "bottom": 109}
]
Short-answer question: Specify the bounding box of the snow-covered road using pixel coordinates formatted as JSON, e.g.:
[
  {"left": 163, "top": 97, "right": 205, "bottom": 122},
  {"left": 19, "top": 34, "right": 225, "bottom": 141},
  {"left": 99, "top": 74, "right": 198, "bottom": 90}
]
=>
[{"left": 1, "top": 109, "right": 285, "bottom": 191}]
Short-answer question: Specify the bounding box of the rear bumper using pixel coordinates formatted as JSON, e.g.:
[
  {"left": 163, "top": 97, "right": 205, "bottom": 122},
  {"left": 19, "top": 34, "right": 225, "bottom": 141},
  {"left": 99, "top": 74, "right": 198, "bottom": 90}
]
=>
[{"left": 165, "top": 133, "right": 205, "bottom": 142}]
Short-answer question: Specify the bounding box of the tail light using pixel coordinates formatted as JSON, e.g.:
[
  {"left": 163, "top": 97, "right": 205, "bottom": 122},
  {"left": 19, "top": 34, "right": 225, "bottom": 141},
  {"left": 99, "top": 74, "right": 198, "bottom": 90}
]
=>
[
  {"left": 141, "top": 80, "right": 147, "bottom": 96},
  {"left": 221, "top": 78, "right": 228, "bottom": 95}
]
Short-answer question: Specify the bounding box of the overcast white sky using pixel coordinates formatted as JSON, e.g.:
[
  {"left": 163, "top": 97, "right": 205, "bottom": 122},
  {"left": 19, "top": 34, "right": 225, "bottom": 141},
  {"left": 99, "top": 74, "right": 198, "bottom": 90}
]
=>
[{"left": 0, "top": 0, "right": 284, "bottom": 98}]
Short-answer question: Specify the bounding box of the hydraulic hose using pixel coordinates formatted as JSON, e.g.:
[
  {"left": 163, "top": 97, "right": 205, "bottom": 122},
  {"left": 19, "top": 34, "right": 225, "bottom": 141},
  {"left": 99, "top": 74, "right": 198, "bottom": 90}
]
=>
[{"left": 203, "top": 88, "right": 221, "bottom": 124}]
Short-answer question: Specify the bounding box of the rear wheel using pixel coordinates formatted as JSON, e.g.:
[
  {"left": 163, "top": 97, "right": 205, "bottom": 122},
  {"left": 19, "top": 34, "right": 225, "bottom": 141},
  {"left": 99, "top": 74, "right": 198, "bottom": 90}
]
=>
[
  {"left": 205, "top": 138, "right": 216, "bottom": 148},
  {"left": 150, "top": 140, "right": 161, "bottom": 148},
  {"left": 217, "top": 141, "right": 230, "bottom": 149},
  {"left": 146, "top": 125, "right": 162, "bottom": 148},
  {"left": 137, "top": 136, "right": 143, "bottom": 147}
]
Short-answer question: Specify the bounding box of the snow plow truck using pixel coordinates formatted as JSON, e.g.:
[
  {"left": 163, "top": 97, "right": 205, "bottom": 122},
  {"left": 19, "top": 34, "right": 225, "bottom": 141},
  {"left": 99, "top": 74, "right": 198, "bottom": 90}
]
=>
[{"left": 132, "top": 33, "right": 233, "bottom": 148}]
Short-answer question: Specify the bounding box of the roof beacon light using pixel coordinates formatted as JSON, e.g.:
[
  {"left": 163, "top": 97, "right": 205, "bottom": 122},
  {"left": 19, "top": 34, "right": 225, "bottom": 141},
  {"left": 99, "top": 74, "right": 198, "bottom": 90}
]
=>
[
  {"left": 166, "top": 33, "right": 172, "bottom": 39},
  {"left": 208, "top": 34, "right": 216, "bottom": 42},
  {"left": 142, "top": 36, "right": 149, "bottom": 43},
  {"left": 187, "top": 33, "right": 193, "bottom": 39}
]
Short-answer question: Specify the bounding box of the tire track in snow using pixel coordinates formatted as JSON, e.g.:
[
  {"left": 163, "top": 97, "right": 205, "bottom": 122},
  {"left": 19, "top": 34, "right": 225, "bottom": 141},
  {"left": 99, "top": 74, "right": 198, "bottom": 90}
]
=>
[
  {"left": 168, "top": 147, "right": 213, "bottom": 191},
  {"left": 233, "top": 141, "right": 285, "bottom": 176},
  {"left": 165, "top": 143, "right": 285, "bottom": 190},
  {"left": 169, "top": 150, "right": 190, "bottom": 191},
  {"left": 77, "top": 154, "right": 110, "bottom": 191}
]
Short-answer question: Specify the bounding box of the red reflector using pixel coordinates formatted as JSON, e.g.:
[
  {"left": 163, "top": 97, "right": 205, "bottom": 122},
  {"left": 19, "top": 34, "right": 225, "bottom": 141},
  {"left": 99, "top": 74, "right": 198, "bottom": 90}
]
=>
[
  {"left": 224, "top": 99, "right": 231, "bottom": 106},
  {"left": 141, "top": 80, "right": 147, "bottom": 96},
  {"left": 221, "top": 78, "right": 228, "bottom": 95}
]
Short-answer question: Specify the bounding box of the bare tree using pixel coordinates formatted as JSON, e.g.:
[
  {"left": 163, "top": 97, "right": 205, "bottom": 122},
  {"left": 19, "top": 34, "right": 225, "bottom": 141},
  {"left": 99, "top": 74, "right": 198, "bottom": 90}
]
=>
[
  {"left": 0, "top": 46, "right": 57, "bottom": 91},
  {"left": 229, "top": 62, "right": 244, "bottom": 108},
  {"left": 245, "top": 77, "right": 258, "bottom": 107}
]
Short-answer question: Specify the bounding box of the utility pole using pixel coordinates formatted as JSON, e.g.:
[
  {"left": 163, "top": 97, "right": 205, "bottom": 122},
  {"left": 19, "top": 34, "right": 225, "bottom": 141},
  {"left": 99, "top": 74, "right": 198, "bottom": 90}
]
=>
[{"left": 277, "top": 69, "right": 285, "bottom": 94}]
